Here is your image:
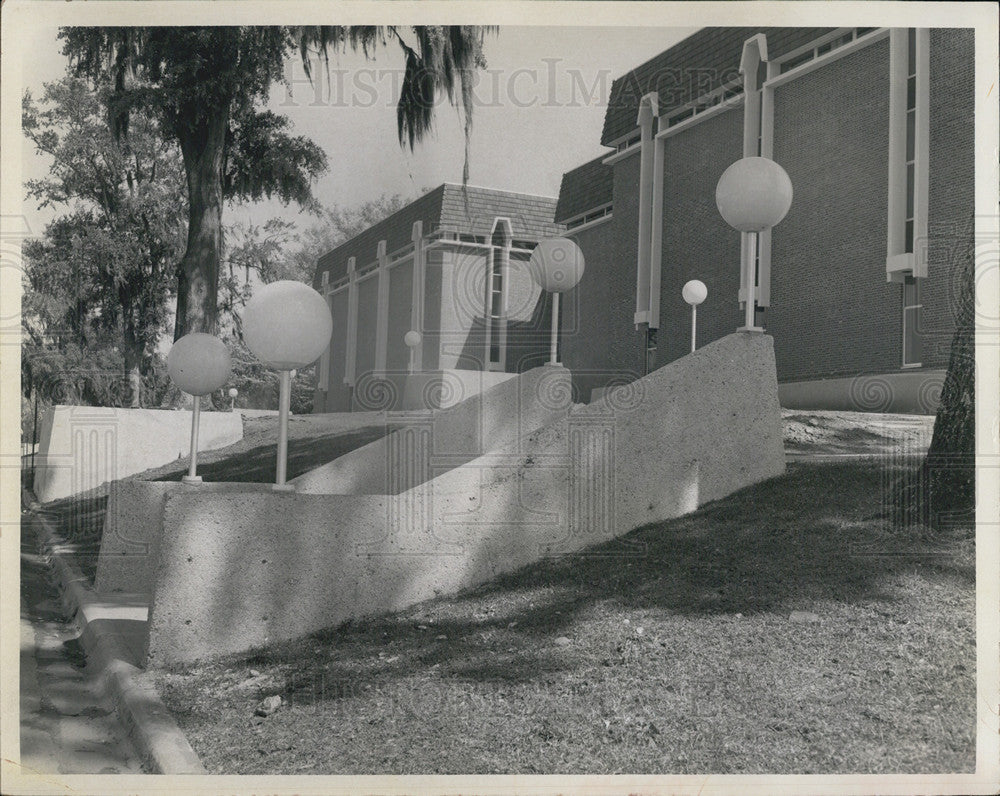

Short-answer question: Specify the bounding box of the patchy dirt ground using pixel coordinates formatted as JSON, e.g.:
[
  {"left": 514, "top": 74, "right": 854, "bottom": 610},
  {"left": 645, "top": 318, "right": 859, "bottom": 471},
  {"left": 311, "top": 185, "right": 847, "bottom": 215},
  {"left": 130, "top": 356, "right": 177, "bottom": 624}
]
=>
[{"left": 782, "top": 410, "right": 934, "bottom": 457}]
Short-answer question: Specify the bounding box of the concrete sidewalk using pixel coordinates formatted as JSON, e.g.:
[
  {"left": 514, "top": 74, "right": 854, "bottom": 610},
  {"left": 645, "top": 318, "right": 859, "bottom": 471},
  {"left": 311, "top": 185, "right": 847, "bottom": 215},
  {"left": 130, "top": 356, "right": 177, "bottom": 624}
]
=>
[{"left": 23, "top": 491, "right": 204, "bottom": 775}]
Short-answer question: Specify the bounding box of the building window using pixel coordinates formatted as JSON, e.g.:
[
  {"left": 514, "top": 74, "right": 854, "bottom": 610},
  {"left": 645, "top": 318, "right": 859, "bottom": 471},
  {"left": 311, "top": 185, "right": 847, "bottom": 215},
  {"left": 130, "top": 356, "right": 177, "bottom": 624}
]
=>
[
  {"left": 663, "top": 77, "right": 743, "bottom": 129},
  {"left": 485, "top": 221, "right": 511, "bottom": 370},
  {"left": 904, "top": 28, "right": 917, "bottom": 253},
  {"left": 615, "top": 131, "right": 641, "bottom": 152},
  {"left": 902, "top": 275, "right": 922, "bottom": 367},
  {"left": 886, "top": 28, "right": 928, "bottom": 282},
  {"left": 644, "top": 328, "right": 657, "bottom": 375},
  {"left": 564, "top": 203, "right": 613, "bottom": 230},
  {"left": 777, "top": 28, "right": 879, "bottom": 74}
]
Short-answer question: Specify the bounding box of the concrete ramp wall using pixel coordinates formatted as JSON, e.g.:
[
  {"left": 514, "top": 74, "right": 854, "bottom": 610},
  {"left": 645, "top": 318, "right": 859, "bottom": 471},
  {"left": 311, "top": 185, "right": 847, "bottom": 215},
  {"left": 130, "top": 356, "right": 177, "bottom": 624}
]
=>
[
  {"left": 144, "top": 332, "right": 784, "bottom": 665},
  {"left": 291, "top": 365, "right": 572, "bottom": 495},
  {"left": 33, "top": 406, "right": 243, "bottom": 503},
  {"left": 95, "top": 480, "right": 275, "bottom": 595}
]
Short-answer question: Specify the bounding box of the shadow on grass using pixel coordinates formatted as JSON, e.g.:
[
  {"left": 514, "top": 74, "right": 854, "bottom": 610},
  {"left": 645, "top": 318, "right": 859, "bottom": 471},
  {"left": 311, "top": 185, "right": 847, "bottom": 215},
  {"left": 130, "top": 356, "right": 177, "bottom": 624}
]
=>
[
  {"left": 150, "top": 426, "right": 386, "bottom": 484},
  {"left": 207, "top": 460, "right": 973, "bottom": 696}
]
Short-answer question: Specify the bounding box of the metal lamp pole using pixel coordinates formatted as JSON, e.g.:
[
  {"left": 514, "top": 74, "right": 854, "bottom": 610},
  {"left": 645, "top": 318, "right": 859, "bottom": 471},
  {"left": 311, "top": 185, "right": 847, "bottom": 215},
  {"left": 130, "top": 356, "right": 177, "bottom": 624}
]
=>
[
  {"left": 715, "top": 157, "right": 793, "bottom": 334},
  {"left": 528, "top": 237, "right": 585, "bottom": 368}
]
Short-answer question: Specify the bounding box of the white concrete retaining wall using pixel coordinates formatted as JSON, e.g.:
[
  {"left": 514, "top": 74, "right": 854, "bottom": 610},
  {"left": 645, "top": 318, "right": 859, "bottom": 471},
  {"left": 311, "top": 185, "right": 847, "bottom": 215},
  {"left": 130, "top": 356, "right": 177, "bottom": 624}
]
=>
[
  {"left": 95, "top": 480, "right": 274, "bottom": 596},
  {"left": 777, "top": 369, "right": 945, "bottom": 414},
  {"left": 33, "top": 406, "right": 244, "bottom": 504},
  {"left": 144, "top": 332, "right": 784, "bottom": 665},
  {"left": 291, "top": 365, "right": 572, "bottom": 495},
  {"left": 398, "top": 369, "right": 519, "bottom": 411}
]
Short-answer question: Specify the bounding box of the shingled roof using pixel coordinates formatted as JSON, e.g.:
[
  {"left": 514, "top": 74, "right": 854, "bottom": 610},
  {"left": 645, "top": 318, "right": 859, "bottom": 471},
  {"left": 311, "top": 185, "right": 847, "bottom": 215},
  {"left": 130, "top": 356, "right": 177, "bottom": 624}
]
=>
[
  {"left": 601, "top": 27, "right": 835, "bottom": 146},
  {"left": 314, "top": 184, "right": 562, "bottom": 288},
  {"left": 555, "top": 154, "right": 614, "bottom": 223}
]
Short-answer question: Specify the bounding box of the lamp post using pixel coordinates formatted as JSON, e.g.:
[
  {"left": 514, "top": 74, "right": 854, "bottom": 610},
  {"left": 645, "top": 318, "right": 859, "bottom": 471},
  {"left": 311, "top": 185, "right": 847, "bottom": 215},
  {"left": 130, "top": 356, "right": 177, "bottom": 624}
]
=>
[
  {"left": 241, "top": 280, "right": 333, "bottom": 490},
  {"left": 682, "top": 280, "right": 707, "bottom": 353},
  {"left": 228, "top": 387, "right": 238, "bottom": 411},
  {"left": 166, "top": 333, "right": 232, "bottom": 484},
  {"left": 404, "top": 330, "right": 422, "bottom": 373},
  {"left": 527, "top": 237, "right": 585, "bottom": 366},
  {"left": 715, "top": 156, "right": 793, "bottom": 332}
]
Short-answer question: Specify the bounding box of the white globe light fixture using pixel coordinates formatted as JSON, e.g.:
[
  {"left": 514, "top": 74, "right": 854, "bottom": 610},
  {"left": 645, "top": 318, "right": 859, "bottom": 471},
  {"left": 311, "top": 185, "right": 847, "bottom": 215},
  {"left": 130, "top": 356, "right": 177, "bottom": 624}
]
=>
[
  {"left": 228, "top": 386, "right": 238, "bottom": 411},
  {"left": 715, "top": 157, "right": 793, "bottom": 332},
  {"left": 404, "top": 330, "right": 422, "bottom": 373},
  {"left": 167, "top": 333, "right": 232, "bottom": 484},
  {"left": 682, "top": 280, "right": 708, "bottom": 353},
  {"left": 527, "top": 237, "right": 585, "bottom": 365},
  {"left": 241, "top": 280, "right": 333, "bottom": 490}
]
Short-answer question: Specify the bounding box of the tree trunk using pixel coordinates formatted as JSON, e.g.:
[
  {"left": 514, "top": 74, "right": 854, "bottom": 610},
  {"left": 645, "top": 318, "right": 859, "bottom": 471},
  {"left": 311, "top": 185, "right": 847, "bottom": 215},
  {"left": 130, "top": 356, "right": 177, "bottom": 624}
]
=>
[
  {"left": 126, "top": 363, "right": 142, "bottom": 408},
  {"left": 174, "top": 107, "right": 229, "bottom": 339},
  {"left": 922, "top": 234, "right": 976, "bottom": 527},
  {"left": 123, "top": 325, "right": 143, "bottom": 408}
]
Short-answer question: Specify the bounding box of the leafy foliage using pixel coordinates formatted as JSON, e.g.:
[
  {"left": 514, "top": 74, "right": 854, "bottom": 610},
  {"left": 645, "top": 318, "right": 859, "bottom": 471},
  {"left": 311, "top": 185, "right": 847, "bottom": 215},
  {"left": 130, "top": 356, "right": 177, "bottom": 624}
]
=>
[
  {"left": 22, "top": 75, "right": 186, "bottom": 407},
  {"left": 214, "top": 194, "right": 411, "bottom": 411},
  {"left": 281, "top": 193, "right": 413, "bottom": 284},
  {"left": 59, "top": 25, "right": 494, "bottom": 336}
]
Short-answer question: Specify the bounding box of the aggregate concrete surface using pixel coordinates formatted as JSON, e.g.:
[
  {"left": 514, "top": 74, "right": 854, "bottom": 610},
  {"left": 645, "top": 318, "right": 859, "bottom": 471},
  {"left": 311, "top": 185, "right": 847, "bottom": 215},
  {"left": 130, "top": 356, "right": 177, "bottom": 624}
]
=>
[{"left": 19, "top": 513, "right": 145, "bottom": 777}]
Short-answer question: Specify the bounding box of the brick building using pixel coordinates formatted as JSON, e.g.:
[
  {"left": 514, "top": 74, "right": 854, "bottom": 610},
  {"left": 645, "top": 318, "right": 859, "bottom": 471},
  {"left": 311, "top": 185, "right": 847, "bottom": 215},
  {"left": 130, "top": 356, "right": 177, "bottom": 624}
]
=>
[
  {"left": 557, "top": 26, "right": 974, "bottom": 412},
  {"left": 311, "top": 184, "right": 562, "bottom": 412},
  {"left": 313, "top": 27, "right": 974, "bottom": 414}
]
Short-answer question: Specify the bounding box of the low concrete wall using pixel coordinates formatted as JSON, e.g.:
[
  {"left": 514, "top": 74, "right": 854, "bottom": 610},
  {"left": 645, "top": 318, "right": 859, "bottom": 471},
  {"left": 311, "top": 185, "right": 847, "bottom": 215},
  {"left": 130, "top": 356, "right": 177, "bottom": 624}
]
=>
[
  {"left": 778, "top": 369, "right": 945, "bottom": 414},
  {"left": 399, "top": 369, "right": 518, "bottom": 410},
  {"left": 95, "top": 480, "right": 274, "bottom": 595},
  {"left": 145, "top": 332, "right": 784, "bottom": 665},
  {"left": 291, "top": 365, "right": 572, "bottom": 495},
  {"left": 33, "top": 406, "right": 244, "bottom": 504}
]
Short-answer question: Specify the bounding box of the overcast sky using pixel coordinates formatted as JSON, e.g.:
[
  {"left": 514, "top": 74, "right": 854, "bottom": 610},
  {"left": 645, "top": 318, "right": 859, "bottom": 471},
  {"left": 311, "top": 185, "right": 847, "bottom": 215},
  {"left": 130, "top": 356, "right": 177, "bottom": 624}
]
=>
[{"left": 20, "top": 26, "right": 695, "bottom": 237}]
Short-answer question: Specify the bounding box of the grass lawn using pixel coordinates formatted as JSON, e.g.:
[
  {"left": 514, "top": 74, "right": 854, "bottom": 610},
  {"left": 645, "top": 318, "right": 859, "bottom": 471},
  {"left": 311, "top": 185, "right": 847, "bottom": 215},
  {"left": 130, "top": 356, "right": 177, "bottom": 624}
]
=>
[{"left": 152, "top": 453, "right": 975, "bottom": 775}]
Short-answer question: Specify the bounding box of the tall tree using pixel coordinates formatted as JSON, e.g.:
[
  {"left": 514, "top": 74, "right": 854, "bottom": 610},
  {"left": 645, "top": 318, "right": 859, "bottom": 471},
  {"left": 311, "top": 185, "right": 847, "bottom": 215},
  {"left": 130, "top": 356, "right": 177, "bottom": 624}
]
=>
[
  {"left": 60, "top": 25, "right": 494, "bottom": 338},
  {"left": 22, "top": 76, "right": 186, "bottom": 406},
  {"left": 922, "top": 233, "right": 975, "bottom": 526},
  {"left": 894, "top": 227, "right": 976, "bottom": 530}
]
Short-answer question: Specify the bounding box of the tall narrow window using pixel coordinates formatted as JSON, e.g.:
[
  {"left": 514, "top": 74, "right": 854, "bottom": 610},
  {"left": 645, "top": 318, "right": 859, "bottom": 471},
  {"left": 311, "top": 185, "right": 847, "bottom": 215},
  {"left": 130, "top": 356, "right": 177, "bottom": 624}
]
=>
[
  {"left": 886, "top": 28, "right": 928, "bottom": 282},
  {"left": 645, "top": 329, "right": 657, "bottom": 375},
  {"left": 485, "top": 219, "right": 511, "bottom": 371},
  {"left": 904, "top": 28, "right": 917, "bottom": 253},
  {"left": 488, "top": 244, "right": 503, "bottom": 365},
  {"left": 902, "top": 275, "right": 922, "bottom": 367}
]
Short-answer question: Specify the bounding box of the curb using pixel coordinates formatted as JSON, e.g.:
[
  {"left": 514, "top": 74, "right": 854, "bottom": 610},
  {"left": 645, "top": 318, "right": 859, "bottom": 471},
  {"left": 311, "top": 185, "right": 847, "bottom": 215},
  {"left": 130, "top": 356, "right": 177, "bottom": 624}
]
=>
[{"left": 25, "top": 490, "right": 206, "bottom": 775}]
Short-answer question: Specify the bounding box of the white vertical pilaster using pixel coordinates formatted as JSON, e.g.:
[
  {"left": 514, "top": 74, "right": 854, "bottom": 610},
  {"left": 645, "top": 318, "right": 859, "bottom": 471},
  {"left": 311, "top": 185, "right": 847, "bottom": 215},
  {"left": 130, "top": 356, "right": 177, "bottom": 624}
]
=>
[
  {"left": 885, "top": 28, "right": 929, "bottom": 282},
  {"left": 344, "top": 256, "right": 358, "bottom": 385},
  {"left": 374, "top": 240, "right": 389, "bottom": 374},
  {"left": 758, "top": 56, "right": 776, "bottom": 306},
  {"left": 483, "top": 244, "right": 494, "bottom": 369},
  {"left": 318, "top": 271, "right": 331, "bottom": 390},
  {"left": 648, "top": 136, "right": 664, "bottom": 329},
  {"left": 409, "top": 221, "right": 425, "bottom": 372},
  {"left": 913, "top": 28, "right": 930, "bottom": 278},
  {"left": 634, "top": 93, "right": 657, "bottom": 326},
  {"left": 886, "top": 28, "right": 907, "bottom": 268},
  {"left": 739, "top": 34, "right": 771, "bottom": 308},
  {"left": 494, "top": 219, "right": 512, "bottom": 370}
]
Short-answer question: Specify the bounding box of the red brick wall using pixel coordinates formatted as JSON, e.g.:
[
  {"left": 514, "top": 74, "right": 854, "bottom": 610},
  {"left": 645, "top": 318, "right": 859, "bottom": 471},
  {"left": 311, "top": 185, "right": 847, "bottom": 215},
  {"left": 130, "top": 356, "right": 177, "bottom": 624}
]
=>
[
  {"left": 658, "top": 106, "right": 745, "bottom": 366},
  {"left": 557, "top": 30, "right": 974, "bottom": 399},
  {"left": 923, "top": 28, "right": 975, "bottom": 368},
  {"left": 767, "top": 38, "right": 897, "bottom": 382},
  {"left": 560, "top": 152, "right": 646, "bottom": 402}
]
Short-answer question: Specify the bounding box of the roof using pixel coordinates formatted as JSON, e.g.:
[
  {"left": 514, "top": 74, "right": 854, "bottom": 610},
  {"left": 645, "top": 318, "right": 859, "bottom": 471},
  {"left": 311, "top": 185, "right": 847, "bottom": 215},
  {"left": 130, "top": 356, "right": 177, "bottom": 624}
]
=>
[
  {"left": 437, "top": 183, "right": 562, "bottom": 240},
  {"left": 601, "top": 27, "right": 836, "bottom": 146},
  {"left": 555, "top": 154, "right": 614, "bottom": 223},
  {"left": 314, "top": 184, "right": 562, "bottom": 287}
]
